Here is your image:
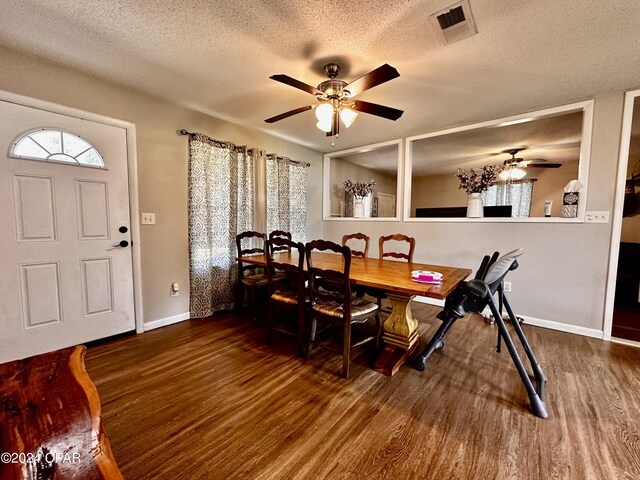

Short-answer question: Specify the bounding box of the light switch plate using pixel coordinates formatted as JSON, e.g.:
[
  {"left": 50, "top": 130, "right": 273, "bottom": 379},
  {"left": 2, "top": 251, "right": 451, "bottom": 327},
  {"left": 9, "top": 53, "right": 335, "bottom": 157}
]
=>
[
  {"left": 585, "top": 211, "right": 609, "bottom": 223},
  {"left": 141, "top": 212, "right": 156, "bottom": 225}
]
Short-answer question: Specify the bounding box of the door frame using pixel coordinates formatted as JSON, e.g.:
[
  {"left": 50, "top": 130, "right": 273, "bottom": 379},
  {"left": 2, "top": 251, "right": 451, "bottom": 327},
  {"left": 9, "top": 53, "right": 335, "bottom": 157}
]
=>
[
  {"left": 603, "top": 88, "right": 640, "bottom": 341},
  {"left": 0, "top": 89, "right": 144, "bottom": 334}
]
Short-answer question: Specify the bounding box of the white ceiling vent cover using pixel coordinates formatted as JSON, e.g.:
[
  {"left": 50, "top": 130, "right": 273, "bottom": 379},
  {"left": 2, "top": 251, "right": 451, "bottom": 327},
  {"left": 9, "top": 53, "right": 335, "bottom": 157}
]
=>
[{"left": 432, "top": 0, "right": 477, "bottom": 44}]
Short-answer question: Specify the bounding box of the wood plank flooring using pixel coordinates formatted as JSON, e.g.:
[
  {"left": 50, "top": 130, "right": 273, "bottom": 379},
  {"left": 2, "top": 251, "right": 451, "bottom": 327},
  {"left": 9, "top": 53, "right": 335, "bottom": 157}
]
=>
[{"left": 85, "top": 303, "right": 640, "bottom": 480}]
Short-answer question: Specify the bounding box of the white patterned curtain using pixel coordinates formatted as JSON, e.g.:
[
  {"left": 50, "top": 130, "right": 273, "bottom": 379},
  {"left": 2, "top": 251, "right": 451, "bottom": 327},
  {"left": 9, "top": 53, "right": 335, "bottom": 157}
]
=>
[
  {"left": 482, "top": 179, "right": 536, "bottom": 217},
  {"left": 266, "top": 154, "right": 307, "bottom": 243},
  {"left": 188, "top": 133, "right": 254, "bottom": 317}
]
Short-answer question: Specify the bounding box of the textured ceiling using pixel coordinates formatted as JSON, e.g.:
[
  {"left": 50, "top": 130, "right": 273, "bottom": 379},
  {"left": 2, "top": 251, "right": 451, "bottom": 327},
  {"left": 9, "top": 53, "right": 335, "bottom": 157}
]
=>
[{"left": 1, "top": 0, "right": 639, "bottom": 153}]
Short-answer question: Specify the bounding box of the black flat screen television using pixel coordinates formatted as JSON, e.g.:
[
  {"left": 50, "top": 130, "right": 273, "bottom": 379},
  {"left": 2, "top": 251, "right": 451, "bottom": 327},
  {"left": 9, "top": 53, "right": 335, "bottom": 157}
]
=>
[{"left": 415, "top": 205, "right": 513, "bottom": 218}]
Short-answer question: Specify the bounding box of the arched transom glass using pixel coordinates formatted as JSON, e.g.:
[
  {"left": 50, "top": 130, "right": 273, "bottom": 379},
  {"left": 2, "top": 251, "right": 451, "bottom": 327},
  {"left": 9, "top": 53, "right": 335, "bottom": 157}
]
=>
[{"left": 11, "top": 129, "right": 105, "bottom": 168}]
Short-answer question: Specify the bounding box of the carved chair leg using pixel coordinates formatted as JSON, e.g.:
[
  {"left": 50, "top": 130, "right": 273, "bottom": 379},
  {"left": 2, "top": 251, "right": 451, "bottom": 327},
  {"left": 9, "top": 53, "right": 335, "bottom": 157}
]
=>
[
  {"left": 235, "top": 282, "right": 245, "bottom": 311},
  {"left": 297, "top": 304, "right": 306, "bottom": 357},
  {"left": 374, "top": 311, "right": 382, "bottom": 349},
  {"left": 265, "top": 301, "right": 274, "bottom": 344},
  {"left": 343, "top": 319, "right": 351, "bottom": 379},
  {"left": 305, "top": 316, "right": 317, "bottom": 360}
]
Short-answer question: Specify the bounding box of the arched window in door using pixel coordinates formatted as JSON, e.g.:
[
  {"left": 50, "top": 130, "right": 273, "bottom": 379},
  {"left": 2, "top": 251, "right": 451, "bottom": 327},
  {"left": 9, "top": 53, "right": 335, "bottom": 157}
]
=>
[{"left": 11, "top": 129, "right": 105, "bottom": 168}]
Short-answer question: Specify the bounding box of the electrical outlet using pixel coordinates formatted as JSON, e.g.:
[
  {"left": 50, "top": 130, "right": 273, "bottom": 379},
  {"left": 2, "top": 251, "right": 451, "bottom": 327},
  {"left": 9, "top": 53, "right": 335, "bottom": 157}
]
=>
[
  {"left": 141, "top": 212, "right": 156, "bottom": 225},
  {"left": 503, "top": 281, "right": 512, "bottom": 293},
  {"left": 585, "top": 211, "right": 609, "bottom": 223},
  {"left": 170, "top": 282, "right": 179, "bottom": 297}
]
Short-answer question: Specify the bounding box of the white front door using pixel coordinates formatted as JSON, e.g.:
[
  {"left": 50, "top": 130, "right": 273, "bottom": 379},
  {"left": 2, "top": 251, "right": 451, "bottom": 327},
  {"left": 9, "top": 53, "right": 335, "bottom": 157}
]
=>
[{"left": 0, "top": 100, "right": 135, "bottom": 363}]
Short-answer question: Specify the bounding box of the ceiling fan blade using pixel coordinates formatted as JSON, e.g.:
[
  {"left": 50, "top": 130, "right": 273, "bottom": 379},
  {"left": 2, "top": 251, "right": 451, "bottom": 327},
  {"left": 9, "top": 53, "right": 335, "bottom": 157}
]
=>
[
  {"left": 264, "top": 105, "right": 313, "bottom": 123},
  {"left": 352, "top": 100, "right": 403, "bottom": 121},
  {"left": 270, "top": 74, "right": 322, "bottom": 96},
  {"left": 526, "top": 163, "right": 562, "bottom": 168},
  {"left": 345, "top": 64, "right": 400, "bottom": 97}
]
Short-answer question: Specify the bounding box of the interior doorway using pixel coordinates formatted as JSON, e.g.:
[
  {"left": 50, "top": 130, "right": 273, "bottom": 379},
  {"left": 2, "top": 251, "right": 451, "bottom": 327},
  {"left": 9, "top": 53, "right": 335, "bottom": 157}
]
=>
[{"left": 605, "top": 89, "right": 640, "bottom": 343}]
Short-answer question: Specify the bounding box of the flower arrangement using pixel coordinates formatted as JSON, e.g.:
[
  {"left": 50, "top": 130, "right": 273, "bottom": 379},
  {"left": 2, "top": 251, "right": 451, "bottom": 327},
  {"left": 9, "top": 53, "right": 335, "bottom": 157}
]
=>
[
  {"left": 344, "top": 179, "right": 376, "bottom": 198},
  {"left": 456, "top": 165, "right": 502, "bottom": 194}
]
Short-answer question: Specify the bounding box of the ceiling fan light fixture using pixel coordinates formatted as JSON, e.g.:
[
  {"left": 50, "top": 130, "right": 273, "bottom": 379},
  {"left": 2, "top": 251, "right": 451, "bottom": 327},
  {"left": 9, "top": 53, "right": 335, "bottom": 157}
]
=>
[
  {"left": 315, "top": 103, "right": 334, "bottom": 123},
  {"left": 339, "top": 107, "right": 358, "bottom": 128},
  {"left": 316, "top": 119, "right": 332, "bottom": 132},
  {"left": 499, "top": 167, "right": 527, "bottom": 181}
]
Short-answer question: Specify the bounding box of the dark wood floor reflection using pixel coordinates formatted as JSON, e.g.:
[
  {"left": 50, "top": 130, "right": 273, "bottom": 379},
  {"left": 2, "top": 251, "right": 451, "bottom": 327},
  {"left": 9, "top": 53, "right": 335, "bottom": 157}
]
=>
[{"left": 86, "top": 303, "right": 640, "bottom": 480}]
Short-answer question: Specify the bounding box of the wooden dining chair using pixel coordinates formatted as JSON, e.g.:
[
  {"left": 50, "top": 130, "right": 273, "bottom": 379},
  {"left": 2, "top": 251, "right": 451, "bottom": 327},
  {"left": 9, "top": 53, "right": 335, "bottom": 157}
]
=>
[
  {"left": 341, "top": 232, "right": 370, "bottom": 258},
  {"left": 376, "top": 234, "right": 416, "bottom": 311},
  {"left": 305, "top": 239, "right": 382, "bottom": 378},
  {"left": 235, "top": 230, "right": 268, "bottom": 320},
  {"left": 378, "top": 233, "right": 416, "bottom": 262},
  {"left": 265, "top": 237, "right": 309, "bottom": 356},
  {"left": 269, "top": 230, "right": 292, "bottom": 253}
]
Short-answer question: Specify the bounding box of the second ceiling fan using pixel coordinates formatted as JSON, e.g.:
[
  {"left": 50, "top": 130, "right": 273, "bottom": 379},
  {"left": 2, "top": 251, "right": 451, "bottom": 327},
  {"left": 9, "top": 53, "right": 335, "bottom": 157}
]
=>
[
  {"left": 265, "top": 63, "right": 403, "bottom": 138},
  {"left": 499, "top": 148, "right": 562, "bottom": 180},
  {"left": 502, "top": 148, "right": 562, "bottom": 169}
]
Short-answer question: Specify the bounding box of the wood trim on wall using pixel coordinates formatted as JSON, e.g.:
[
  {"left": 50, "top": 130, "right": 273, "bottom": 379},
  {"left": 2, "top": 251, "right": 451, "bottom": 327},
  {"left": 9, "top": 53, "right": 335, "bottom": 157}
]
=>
[{"left": 602, "top": 88, "right": 640, "bottom": 341}]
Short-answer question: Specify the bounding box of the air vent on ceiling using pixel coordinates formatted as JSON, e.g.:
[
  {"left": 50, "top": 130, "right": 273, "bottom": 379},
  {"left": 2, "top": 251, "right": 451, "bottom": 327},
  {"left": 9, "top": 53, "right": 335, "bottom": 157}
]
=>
[{"left": 431, "top": 0, "right": 477, "bottom": 45}]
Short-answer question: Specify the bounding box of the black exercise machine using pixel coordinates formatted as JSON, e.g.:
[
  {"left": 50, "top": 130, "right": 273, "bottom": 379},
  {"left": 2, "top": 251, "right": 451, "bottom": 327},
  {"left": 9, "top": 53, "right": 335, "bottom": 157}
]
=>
[{"left": 414, "top": 249, "right": 548, "bottom": 418}]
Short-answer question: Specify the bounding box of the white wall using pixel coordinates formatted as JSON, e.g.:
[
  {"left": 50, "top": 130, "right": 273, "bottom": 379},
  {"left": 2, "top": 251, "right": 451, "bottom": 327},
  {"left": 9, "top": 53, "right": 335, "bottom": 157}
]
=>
[
  {"left": 0, "top": 45, "right": 323, "bottom": 326},
  {"left": 323, "top": 93, "right": 624, "bottom": 333}
]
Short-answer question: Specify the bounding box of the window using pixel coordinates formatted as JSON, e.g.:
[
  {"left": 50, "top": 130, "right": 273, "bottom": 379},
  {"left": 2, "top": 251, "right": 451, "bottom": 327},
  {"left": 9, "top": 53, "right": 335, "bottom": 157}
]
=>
[
  {"left": 11, "top": 129, "right": 105, "bottom": 168},
  {"left": 482, "top": 180, "right": 536, "bottom": 217},
  {"left": 266, "top": 154, "right": 307, "bottom": 243}
]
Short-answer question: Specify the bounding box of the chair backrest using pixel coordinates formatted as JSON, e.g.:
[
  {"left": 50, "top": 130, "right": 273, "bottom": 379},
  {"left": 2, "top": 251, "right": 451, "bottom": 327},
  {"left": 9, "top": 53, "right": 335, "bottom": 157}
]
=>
[
  {"left": 378, "top": 234, "right": 415, "bottom": 262},
  {"left": 482, "top": 249, "right": 524, "bottom": 294},
  {"left": 236, "top": 230, "right": 267, "bottom": 278},
  {"left": 305, "top": 240, "right": 352, "bottom": 316},
  {"left": 265, "top": 238, "right": 306, "bottom": 298},
  {"left": 342, "top": 233, "right": 370, "bottom": 258},
  {"left": 269, "top": 230, "right": 293, "bottom": 253}
]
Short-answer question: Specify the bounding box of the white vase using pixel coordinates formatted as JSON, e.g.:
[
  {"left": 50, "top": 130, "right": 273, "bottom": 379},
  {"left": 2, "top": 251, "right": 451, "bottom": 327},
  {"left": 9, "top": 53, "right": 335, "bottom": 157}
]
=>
[
  {"left": 353, "top": 198, "right": 365, "bottom": 218},
  {"left": 467, "top": 192, "right": 484, "bottom": 218}
]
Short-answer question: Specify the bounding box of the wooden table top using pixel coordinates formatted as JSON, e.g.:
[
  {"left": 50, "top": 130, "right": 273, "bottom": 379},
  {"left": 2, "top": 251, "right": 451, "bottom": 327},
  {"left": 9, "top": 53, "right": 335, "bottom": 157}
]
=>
[
  {"left": 238, "top": 251, "right": 471, "bottom": 299},
  {"left": 0, "top": 346, "right": 123, "bottom": 480}
]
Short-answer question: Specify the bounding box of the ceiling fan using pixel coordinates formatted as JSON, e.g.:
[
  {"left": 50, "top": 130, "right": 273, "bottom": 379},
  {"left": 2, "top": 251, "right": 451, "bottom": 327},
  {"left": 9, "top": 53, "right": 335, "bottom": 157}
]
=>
[
  {"left": 502, "top": 148, "right": 562, "bottom": 169},
  {"left": 499, "top": 148, "right": 562, "bottom": 181},
  {"left": 264, "top": 63, "right": 404, "bottom": 139}
]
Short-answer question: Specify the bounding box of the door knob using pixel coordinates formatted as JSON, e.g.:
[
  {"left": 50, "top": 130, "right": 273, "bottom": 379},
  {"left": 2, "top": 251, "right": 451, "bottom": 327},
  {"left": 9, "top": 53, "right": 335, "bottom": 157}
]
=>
[{"left": 112, "top": 240, "right": 129, "bottom": 248}]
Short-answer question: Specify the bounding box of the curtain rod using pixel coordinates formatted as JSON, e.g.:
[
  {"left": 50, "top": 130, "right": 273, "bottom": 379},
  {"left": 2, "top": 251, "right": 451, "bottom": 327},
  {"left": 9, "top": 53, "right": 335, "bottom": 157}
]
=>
[
  {"left": 178, "top": 129, "right": 252, "bottom": 152},
  {"left": 179, "top": 129, "right": 310, "bottom": 167}
]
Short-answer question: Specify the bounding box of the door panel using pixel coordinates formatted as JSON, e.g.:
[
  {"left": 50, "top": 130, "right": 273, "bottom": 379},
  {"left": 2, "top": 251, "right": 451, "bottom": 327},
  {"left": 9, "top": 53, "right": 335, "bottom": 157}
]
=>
[
  {"left": 80, "top": 257, "right": 114, "bottom": 316},
  {"left": 19, "top": 262, "right": 63, "bottom": 328},
  {"left": 76, "top": 180, "right": 110, "bottom": 239},
  {"left": 12, "top": 174, "right": 58, "bottom": 242},
  {"left": 0, "top": 100, "right": 135, "bottom": 362}
]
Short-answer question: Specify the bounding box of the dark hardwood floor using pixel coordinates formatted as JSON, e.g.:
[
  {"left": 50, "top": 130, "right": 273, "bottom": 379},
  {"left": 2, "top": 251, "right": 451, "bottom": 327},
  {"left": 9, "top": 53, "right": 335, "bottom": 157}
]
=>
[{"left": 85, "top": 303, "right": 640, "bottom": 480}]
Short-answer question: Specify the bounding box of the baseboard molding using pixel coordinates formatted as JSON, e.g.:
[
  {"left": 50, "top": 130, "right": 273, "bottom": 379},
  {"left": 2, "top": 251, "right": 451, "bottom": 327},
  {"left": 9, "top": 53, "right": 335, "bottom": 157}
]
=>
[
  {"left": 413, "top": 296, "right": 445, "bottom": 308},
  {"left": 519, "top": 315, "right": 604, "bottom": 339},
  {"left": 144, "top": 312, "right": 190, "bottom": 332},
  {"left": 611, "top": 336, "right": 640, "bottom": 348},
  {"left": 412, "top": 296, "right": 603, "bottom": 339}
]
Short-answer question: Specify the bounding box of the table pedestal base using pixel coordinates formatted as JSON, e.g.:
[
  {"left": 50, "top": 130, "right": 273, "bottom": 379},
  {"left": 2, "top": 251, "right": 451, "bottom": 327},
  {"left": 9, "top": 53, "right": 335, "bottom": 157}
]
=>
[
  {"left": 375, "top": 292, "right": 420, "bottom": 376},
  {"left": 375, "top": 342, "right": 420, "bottom": 376}
]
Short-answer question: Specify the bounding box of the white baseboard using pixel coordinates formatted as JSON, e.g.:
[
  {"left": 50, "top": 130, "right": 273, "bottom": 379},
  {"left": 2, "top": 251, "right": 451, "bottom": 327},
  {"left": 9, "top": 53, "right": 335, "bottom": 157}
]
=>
[
  {"left": 412, "top": 296, "right": 603, "bottom": 339},
  {"left": 611, "top": 336, "right": 640, "bottom": 348},
  {"left": 518, "top": 315, "right": 604, "bottom": 339},
  {"left": 144, "top": 312, "right": 190, "bottom": 331},
  {"left": 413, "top": 296, "right": 445, "bottom": 308}
]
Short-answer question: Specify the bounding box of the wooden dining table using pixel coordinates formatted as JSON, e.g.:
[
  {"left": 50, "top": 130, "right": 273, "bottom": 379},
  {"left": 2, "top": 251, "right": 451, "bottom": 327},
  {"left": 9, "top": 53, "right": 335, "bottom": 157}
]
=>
[{"left": 238, "top": 251, "right": 471, "bottom": 375}]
